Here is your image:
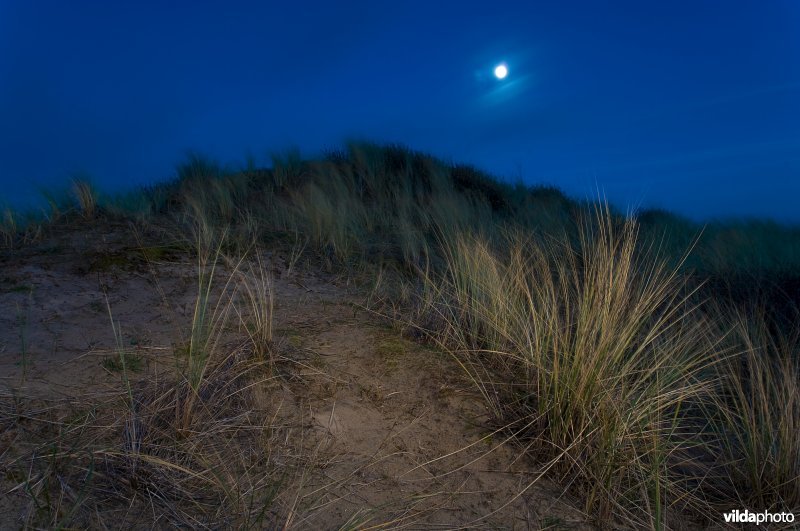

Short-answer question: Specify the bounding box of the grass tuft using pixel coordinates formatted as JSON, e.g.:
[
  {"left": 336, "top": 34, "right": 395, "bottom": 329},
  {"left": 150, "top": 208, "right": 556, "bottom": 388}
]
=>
[
  {"left": 418, "top": 204, "right": 719, "bottom": 526},
  {"left": 233, "top": 252, "right": 275, "bottom": 366},
  {"left": 712, "top": 307, "right": 800, "bottom": 513},
  {"left": 72, "top": 179, "right": 97, "bottom": 219}
]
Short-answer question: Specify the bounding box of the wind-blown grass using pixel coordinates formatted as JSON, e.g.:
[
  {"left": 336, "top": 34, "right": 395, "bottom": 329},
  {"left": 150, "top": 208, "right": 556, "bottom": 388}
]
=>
[
  {"left": 3, "top": 141, "right": 800, "bottom": 527},
  {"left": 712, "top": 307, "right": 800, "bottom": 513},
  {"left": 417, "top": 206, "right": 720, "bottom": 526},
  {"left": 72, "top": 179, "right": 96, "bottom": 219},
  {"left": 233, "top": 252, "right": 275, "bottom": 366}
]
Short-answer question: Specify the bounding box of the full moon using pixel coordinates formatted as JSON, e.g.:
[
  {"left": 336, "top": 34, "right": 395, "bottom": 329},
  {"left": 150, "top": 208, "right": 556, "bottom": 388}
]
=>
[{"left": 494, "top": 63, "right": 508, "bottom": 79}]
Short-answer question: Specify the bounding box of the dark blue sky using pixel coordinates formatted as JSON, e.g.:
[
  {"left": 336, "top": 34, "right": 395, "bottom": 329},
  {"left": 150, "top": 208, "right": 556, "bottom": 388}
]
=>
[{"left": 1, "top": 1, "right": 799, "bottom": 221}]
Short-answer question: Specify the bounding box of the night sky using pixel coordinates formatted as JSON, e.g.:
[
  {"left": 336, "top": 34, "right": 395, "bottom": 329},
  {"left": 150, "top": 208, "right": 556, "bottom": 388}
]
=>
[{"left": 1, "top": 1, "right": 799, "bottom": 221}]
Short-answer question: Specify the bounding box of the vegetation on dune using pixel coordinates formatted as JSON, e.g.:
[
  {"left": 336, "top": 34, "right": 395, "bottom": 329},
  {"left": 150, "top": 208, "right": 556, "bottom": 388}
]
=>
[
  {"left": 1, "top": 142, "right": 799, "bottom": 527},
  {"left": 1, "top": 222, "right": 316, "bottom": 528}
]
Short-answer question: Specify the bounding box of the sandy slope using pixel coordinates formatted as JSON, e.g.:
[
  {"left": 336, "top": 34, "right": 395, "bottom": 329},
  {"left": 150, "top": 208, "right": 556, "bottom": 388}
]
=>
[{"left": 0, "top": 222, "right": 591, "bottom": 529}]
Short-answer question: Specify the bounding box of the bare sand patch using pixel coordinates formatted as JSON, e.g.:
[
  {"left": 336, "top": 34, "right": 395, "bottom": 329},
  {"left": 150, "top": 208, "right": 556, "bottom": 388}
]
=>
[{"left": 0, "top": 224, "right": 591, "bottom": 529}]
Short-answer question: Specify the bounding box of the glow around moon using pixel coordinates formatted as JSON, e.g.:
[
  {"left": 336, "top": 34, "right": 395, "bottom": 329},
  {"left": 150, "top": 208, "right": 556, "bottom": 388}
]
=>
[{"left": 494, "top": 63, "right": 508, "bottom": 79}]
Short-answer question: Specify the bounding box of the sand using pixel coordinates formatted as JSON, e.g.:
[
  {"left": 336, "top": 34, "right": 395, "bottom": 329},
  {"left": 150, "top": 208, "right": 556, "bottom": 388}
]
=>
[{"left": 0, "top": 221, "right": 591, "bottom": 528}]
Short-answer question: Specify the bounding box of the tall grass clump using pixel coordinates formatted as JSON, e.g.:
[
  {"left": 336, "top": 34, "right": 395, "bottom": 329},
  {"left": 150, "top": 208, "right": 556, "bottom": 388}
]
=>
[
  {"left": 1, "top": 208, "right": 42, "bottom": 249},
  {"left": 712, "top": 307, "right": 800, "bottom": 513},
  {"left": 72, "top": 178, "right": 97, "bottom": 219},
  {"left": 419, "top": 205, "right": 717, "bottom": 527},
  {"left": 1, "top": 207, "right": 18, "bottom": 248},
  {"left": 289, "top": 180, "right": 363, "bottom": 261},
  {"left": 233, "top": 252, "right": 275, "bottom": 366},
  {"left": 185, "top": 226, "right": 239, "bottom": 392},
  {"left": 270, "top": 148, "right": 306, "bottom": 190},
  {"left": 37, "top": 187, "right": 70, "bottom": 222}
]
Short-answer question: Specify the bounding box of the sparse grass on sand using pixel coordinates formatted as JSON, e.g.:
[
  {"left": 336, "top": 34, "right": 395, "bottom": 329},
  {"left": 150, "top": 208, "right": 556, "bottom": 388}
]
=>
[
  {"left": 1, "top": 142, "right": 799, "bottom": 528},
  {"left": 0, "top": 230, "right": 317, "bottom": 528}
]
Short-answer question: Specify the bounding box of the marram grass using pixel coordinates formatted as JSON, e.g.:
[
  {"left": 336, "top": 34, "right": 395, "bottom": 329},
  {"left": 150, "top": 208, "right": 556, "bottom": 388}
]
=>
[
  {"left": 2, "top": 142, "right": 799, "bottom": 527},
  {"left": 418, "top": 205, "right": 720, "bottom": 527}
]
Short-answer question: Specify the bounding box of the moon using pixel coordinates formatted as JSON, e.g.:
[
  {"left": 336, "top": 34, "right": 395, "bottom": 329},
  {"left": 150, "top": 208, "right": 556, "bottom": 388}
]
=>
[{"left": 494, "top": 63, "right": 508, "bottom": 80}]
